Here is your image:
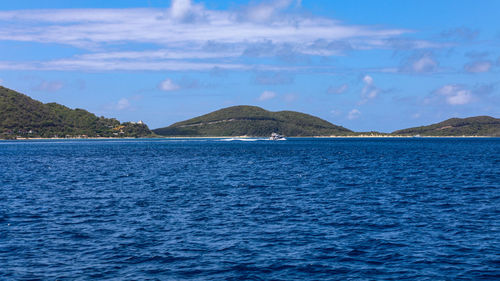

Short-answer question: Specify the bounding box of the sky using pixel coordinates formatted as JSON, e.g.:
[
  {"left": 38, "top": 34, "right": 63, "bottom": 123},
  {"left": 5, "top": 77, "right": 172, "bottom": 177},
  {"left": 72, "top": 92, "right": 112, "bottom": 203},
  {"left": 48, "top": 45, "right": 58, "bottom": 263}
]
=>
[{"left": 0, "top": 0, "right": 499, "bottom": 132}]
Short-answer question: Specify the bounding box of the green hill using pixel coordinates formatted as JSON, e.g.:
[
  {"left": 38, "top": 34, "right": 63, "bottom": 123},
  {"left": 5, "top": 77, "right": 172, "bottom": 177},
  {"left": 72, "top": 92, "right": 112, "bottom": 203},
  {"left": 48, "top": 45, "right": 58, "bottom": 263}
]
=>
[
  {"left": 0, "top": 86, "right": 153, "bottom": 139},
  {"left": 3, "top": 85, "right": 497, "bottom": 139},
  {"left": 153, "top": 105, "right": 353, "bottom": 137},
  {"left": 392, "top": 116, "right": 500, "bottom": 136}
]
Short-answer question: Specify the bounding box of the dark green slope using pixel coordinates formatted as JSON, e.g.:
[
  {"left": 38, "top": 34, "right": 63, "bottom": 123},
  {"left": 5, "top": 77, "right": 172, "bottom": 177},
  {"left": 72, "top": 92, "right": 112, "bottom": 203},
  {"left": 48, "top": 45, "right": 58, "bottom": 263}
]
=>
[
  {"left": 153, "top": 105, "right": 352, "bottom": 137},
  {"left": 0, "top": 86, "right": 153, "bottom": 139},
  {"left": 392, "top": 116, "right": 500, "bottom": 136}
]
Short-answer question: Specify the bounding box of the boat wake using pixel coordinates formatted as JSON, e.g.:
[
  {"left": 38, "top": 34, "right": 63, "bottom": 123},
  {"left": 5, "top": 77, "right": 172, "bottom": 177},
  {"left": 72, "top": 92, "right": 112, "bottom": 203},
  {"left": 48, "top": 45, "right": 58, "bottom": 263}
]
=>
[{"left": 219, "top": 138, "right": 264, "bottom": 142}]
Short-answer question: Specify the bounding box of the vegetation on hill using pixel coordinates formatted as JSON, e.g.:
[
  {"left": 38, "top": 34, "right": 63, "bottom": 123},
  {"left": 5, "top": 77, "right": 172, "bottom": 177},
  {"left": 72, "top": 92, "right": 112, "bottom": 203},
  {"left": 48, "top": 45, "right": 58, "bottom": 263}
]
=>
[
  {"left": 0, "top": 86, "right": 153, "bottom": 139},
  {"left": 392, "top": 116, "right": 500, "bottom": 136},
  {"left": 153, "top": 105, "right": 353, "bottom": 137},
  {"left": 2, "top": 85, "right": 498, "bottom": 139}
]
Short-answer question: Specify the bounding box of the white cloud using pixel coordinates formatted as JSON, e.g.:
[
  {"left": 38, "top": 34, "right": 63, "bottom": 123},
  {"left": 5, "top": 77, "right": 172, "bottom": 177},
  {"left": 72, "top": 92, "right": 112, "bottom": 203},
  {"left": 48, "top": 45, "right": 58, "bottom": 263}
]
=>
[
  {"left": 0, "top": 1, "right": 414, "bottom": 71},
  {"left": 447, "top": 91, "right": 471, "bottom": 105},
  {"left": 258, "top": 90, "right": 276, "bottom": 101},
  {"left": 0, "top": 7, "right": 406, "bottom": 47},
  {"left": 412, "top": 55, "right": 437, "bottom": 73},
  {"left": 436, "top": 85, "right": 472, "bottom": 105},
  {"left": 77, "top": 49, "right": 241, "bottom": 60},
  {"left": 170, "top": 0, "right": 192, "bottom": 20},
  {"left": 305, "top": 40, "right": 353, "bottom": 56},
  {"left": 464, "top": 61, "right": 492, "bottom": 73},
  {"left": 0, "top": 78, "right": 3, "bottom": 85},
  {"left": 34, "top": 80, "right": 63, "bottom": 92},
  {"left": 242, "top": 0, "right": 295, "bottom": 22},
  {"left": 347, "top": 109, "right": 361, "bottom": 120},
  {"left": 0, "top": 59, "right": 297, "bottom": 72},
  {"left": 283, "top": 93, "right": 297, "bottom": 102},
  {"left": 116, "top": 98, "right": 131, "bottom": 110},
  {"left": 360, "top": 75, "right": 379, "bottom": 102},
  {"left": 330, "top": 109, "right": 342, "bottom": 116},
  {"left": 169, "top": 0, "right": 206, "bottom": 22},
  {"left": 327, "top": 83, "right": 348, "bottom": 94},
  {"left": 400, "top": 52, "right": 438, "bottom": 73},
  {"left": 159, "top": 78, "right": 180, "bottom": 91},
  {"left": 363, "top": 75, "right": 373, "bottom": 84}
]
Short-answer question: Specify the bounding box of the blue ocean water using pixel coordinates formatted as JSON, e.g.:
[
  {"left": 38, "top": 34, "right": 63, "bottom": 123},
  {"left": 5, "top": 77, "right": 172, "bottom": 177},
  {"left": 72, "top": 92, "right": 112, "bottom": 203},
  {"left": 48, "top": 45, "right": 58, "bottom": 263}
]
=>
[{"left": 0, "top": 138, "right": 499, "bottom": 280}]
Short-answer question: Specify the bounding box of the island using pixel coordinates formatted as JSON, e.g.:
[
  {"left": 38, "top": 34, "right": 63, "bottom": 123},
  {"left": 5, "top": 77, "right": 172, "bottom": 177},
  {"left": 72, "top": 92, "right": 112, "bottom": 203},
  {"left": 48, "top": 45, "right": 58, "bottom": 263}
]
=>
[
  {"left": 0, "top": 86, "right": 153, "bottom": 139},
  {"left": 392, "top": 116, "right": 500, "bottom": 137},
  {"left": 1, "top": 85, "right": 499, "bottom": 139},
  {"left": 153, "top": 105, "right": 353, "bottom": 137}
]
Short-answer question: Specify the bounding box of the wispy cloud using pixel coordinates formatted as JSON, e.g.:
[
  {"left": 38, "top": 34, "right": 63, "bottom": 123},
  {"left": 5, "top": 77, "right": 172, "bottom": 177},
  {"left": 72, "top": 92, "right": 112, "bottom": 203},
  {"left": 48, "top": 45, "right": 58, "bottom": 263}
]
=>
[
  {"left": 440, "top": 27, "right": 479, "bottom": 41},
  {"left": 435, "top": 85, "right": 472, "bottom": 105},
  {"left": 169, "top": 0, "right": 207, "bottom": 23},
  {"left": 330, "top": 109, "right": 342, "bottom": 116},
  {"left": 76, "top": 49, "right": 241, "bottom": 60},
  {"left": 283, "top": 93, "right": 298, "bottom": 102},
  {"left": 304, "top": 39, "right": 353, "bottom": 56},
  {"left": 159, "top": 78, "right": 180, "bottom": 91},
  {"left": 464, "top": 60, "right": 492, "bottom": 73},
  {"left": 384, "top": 38, "right": 451, "bottom": 50},
  {"left": 116, "top": 98, "right": 131, "bottom": 110},
  {"left": 239, "top": 0, "right": 298, "bottom": 22},
  {"left": 0, "top": 59, "right": 249, "bottom": 71},
  {"left": 327, "top": 83, "right": 348, "bottom": 94},
  {"left": 0, "top": 0, "right": 420, "bottom": 72},
  {"left": 473, "top": 83, "right": 496, "bottom": 97},
  {"left": 254, "top": 72, "right": 293, "bottom": 85},
  {"left": 465, "top": 51, "right": 489, "bottom": 59},
  {"left": 426, "top": 83, "right": 495, "bottom": 106},
  {"left": 347, "top": 109, "right": 361, "bottom": 120},
  {"left": 399, "top": 52, "right": 438, "bottom": 73},
  {"left": 0, "top": 5, "right": 406, "bottom": 47},
  {"left": 33, "top": 80, "right": 64, "bottom": 92},
  {"left": 258, "top": 90, "right": 276, "bottom": 101},
  {"left": 360, "top": 75, "right": 380, "bottom": 103},
  {"left": 110, "top": 96, "right": 144, "bottom": 111}
]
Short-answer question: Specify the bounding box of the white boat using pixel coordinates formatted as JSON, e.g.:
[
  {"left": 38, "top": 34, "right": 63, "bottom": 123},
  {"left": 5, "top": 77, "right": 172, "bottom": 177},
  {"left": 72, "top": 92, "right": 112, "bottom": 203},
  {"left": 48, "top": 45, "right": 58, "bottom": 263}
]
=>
[{"left": 269, "top": 132, "right": 286, "bottom": 141}]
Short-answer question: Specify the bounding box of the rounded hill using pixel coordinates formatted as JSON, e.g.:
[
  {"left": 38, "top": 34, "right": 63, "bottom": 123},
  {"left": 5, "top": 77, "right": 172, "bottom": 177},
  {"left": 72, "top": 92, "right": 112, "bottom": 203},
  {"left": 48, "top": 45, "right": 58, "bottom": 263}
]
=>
[
  {"left": 153, "top": 105, "right": 352, "bottom": 137},
  {"left": 0, "top": 86, "right": 152, "bottom": 138},
  {"left": 392, "top": 116, "right": 500, "bottom": 136}
]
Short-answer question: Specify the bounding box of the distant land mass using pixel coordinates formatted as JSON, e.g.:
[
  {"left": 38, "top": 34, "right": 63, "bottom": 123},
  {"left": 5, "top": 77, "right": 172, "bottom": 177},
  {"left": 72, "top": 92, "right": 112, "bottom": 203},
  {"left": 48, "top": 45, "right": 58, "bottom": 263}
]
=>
[
  {"left": 153, "top": 105, "right": 353, "bottom": 137},
  {"left": 1, "top": 86, "right": 499, "bottom": 139},
  {"left": 392, "top": 116, "right": 500, "bottom": 137},
  {"left": 0, "top": 86, "right": 153, "bottom": 139}
]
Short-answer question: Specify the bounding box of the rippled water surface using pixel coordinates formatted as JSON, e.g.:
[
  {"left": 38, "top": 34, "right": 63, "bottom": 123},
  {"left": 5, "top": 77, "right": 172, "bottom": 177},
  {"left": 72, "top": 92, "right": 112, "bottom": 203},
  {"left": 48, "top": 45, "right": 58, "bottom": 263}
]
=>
[{"left": 1, "top": 138, "right": 499, "bottom": 280}]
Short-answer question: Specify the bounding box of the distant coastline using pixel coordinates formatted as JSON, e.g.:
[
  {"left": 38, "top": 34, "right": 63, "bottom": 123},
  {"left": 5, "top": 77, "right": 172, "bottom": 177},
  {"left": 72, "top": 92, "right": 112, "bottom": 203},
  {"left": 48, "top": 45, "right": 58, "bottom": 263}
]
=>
[
  {"left": 3, "top": 135, "right": 497, "bottom": 141},
  {"left": 153, "top": 106, "right": 500, "bottom": 138},
  {"left": 2, "top": 86, "right": 499, "bottom": 139}
]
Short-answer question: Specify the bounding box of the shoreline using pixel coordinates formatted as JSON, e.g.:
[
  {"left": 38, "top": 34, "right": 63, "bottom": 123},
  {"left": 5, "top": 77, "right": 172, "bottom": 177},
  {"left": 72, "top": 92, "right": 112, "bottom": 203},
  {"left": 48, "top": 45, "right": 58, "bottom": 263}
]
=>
[{"left": 2, "top": 135, "right": 497, "bottom": 140}]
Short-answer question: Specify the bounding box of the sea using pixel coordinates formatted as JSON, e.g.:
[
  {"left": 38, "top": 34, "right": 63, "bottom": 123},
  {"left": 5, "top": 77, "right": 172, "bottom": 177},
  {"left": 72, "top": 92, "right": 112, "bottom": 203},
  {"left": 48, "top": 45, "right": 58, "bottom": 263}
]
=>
[{"left": 0, "top": 138, "right": 499, "bottom": 280}]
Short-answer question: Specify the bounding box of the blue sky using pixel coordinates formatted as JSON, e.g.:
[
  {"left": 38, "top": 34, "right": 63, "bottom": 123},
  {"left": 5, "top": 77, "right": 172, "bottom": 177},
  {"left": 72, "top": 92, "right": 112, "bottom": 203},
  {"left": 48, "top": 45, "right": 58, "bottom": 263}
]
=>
[{"left": 0, "top": 0, "right": 499, "bottom": 132}]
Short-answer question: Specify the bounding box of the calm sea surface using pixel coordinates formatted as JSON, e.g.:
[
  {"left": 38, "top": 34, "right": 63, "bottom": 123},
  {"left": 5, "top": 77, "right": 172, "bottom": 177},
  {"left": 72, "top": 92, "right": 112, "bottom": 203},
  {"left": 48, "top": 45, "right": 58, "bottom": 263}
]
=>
[{"left": 0, "top": 138, "right": 499, "bottom": 280}]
